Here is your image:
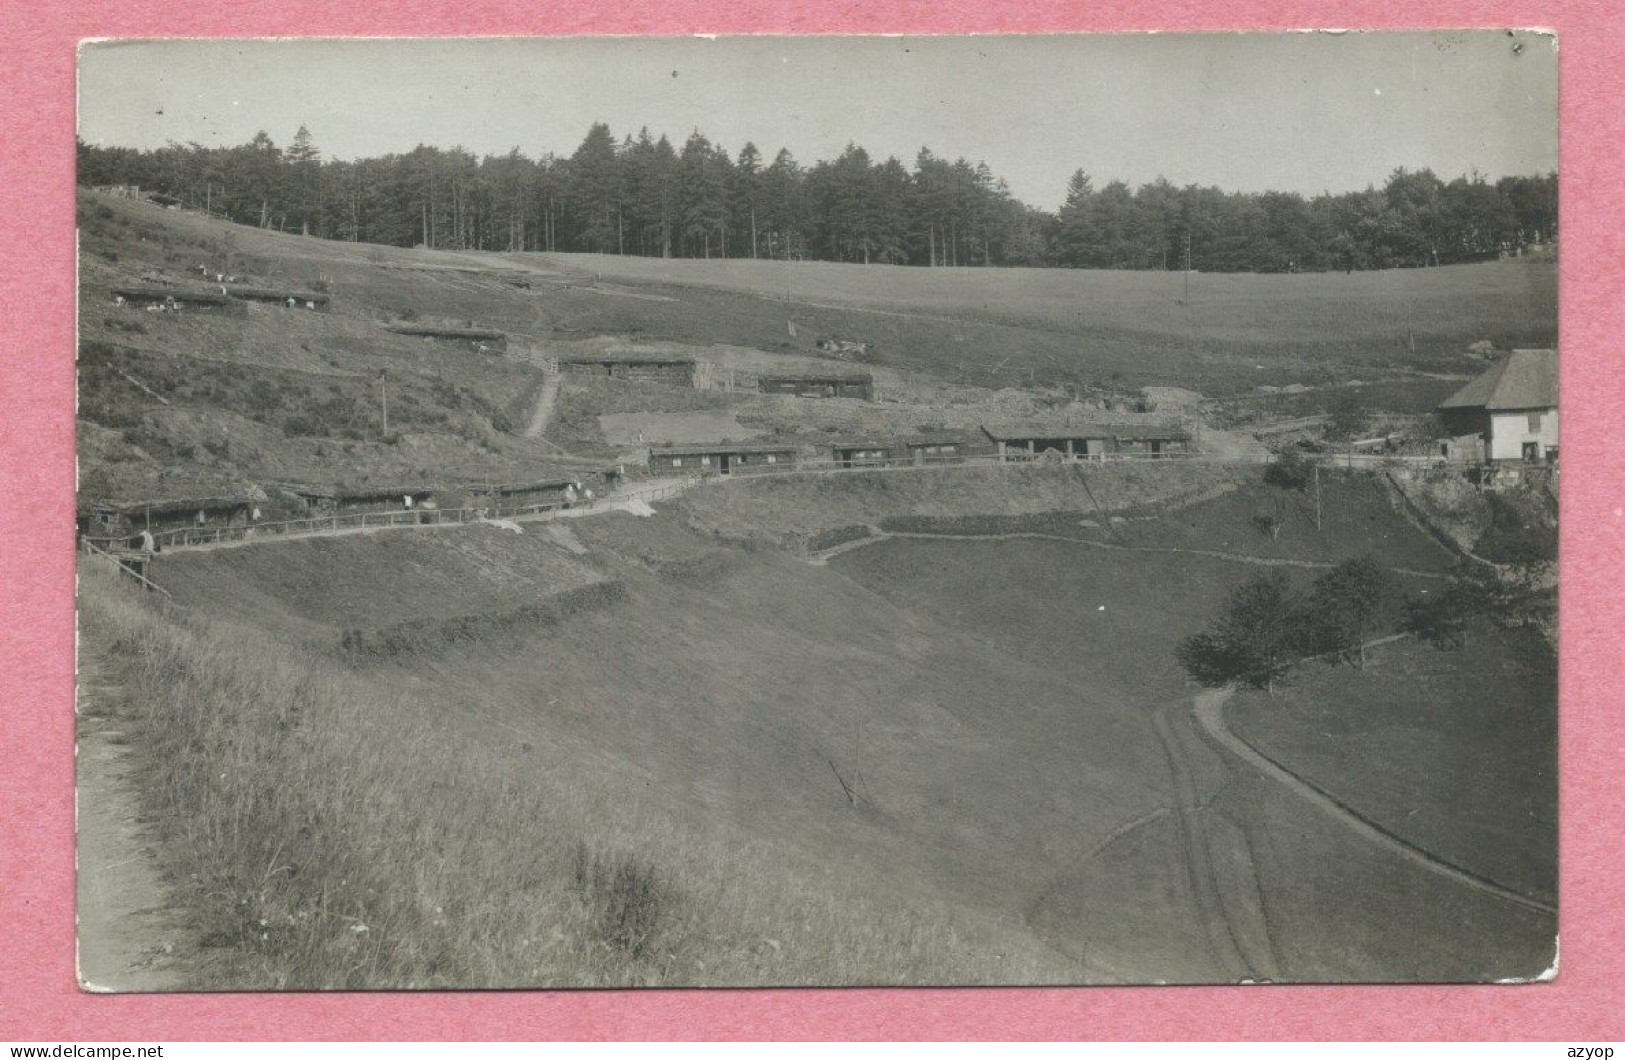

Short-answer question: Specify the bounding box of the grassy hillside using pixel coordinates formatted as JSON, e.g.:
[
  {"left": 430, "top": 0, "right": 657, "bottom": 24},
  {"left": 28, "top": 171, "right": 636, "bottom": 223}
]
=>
[
  {"left": 152, "top": 524, "right": 610, "bottom": 651},
  {"left": 674, "top": 462, "right": 1252, "bottom": 547},
  {"left": 524, "top": 251, "right": 1557, "bottom": 390},
  {"left": 79, "top": 466, "right": 1551, "bottom": 986},
  {"left": 79, "top": 191, "right": 1555, "bottom": 446},
  {"left": 837, "top": 535, "right": 1553, "bottom": 981},
  {"left": 78, "top": 193, "right": 579, "bottom": 502}
]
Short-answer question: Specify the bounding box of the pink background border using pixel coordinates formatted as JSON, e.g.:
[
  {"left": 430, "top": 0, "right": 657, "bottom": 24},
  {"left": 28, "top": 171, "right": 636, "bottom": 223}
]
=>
[{"left": 3, "top": 0, "right": 1621, "bottom": 1041}]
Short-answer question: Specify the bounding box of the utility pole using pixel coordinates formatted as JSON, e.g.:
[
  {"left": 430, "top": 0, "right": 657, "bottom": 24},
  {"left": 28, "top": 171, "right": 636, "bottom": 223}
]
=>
[
  {"left": 1314, "top": 463, "right": 1322, "bottom": 531},
  {"left": 378, "top": 371, "right": 389, "bottom": 437},
  {"left": 1183, "top": 231, "right": 1193, "bottom": 302}
]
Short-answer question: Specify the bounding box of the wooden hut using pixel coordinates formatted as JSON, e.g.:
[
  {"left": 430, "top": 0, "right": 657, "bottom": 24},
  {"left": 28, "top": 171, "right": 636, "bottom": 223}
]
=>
[
  {"left": 463, "top": 478, "right": 580, "bottom": 514},
  {"left": 83, "top": 495, "right": 256, "bottom": 543},
  {"left": 983, "top": 417, "right": 1192, "bottom": 460},
  {"left": 757, "top": 370, "right": 874, "bottom": 401},
  {"left": 558, "top": 352, "right": 698, "bottom": 387},
  {"left": 112, "top": 287, "right": 238, "bottom": 313},
  {"left": 903, "top": 433, "right": 972, "bottom": 465},
  {"left": 288, "top": 484, "right": 436, "bottom": 516},
  {"left": 225, "top": 286, "right": 332, "bottom": 311},
  {"left": 830, "top": 439, "right": 896, "bottom": 468},
  {"left": 384, "top": 324, "right": 507, "bottom": 353},
  {"left": 647, "top": 442, "right": 797, "bottom": 476}
]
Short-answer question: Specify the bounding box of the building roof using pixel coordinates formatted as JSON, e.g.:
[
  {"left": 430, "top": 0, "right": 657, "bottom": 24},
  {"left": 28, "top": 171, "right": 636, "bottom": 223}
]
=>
[
  {"left": 981, "top": 416, "right": 1190, "bottom": 443},
  {"left": 1439, "top": 348, "right": 1557, "bottom": 412},
  {"left": 559, "top": 352, "right": 695, "bottom": 366},
  {"left": 385, "top": 324, "right": 504, "bottom": 340},
  {"left": 759, "top": 370, "right": 873, "bottom": 383},
  {"left": 463, "top": 478, "right": 578, "bottom": 496},
  {"left": 112, "top": 287, "right": 234, "bottom": 305},
  {"left": 1140, "top": 385, "right": 1204, "bottom": 405},
  {"left": 283, "top": 483, "right": 435, "bottom": 501},
  {"left": 80, "top": 494, "right": 250, "bottom": 517},
  {"left": 651, "top": 442, "right": 797, "bottom": 457},
  {"left": 830, "top": 433, "right": 967, "bottom": 450},
  {"left": 226, "top": 286, "right": 331, "bottom": 304}
]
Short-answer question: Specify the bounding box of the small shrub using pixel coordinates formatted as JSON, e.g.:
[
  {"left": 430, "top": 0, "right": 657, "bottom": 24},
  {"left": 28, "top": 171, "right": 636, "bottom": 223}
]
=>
[
  {"left": 1404, "top": 582, "right": 1481, "bottom": 649},
  {"left": 1476, "top": 493, "right": 1556, "bottom": 582},
  {"left": 1177, "top": 571, "right": 1304, "bottom": 691},
  {"left": 570, "top": 843, "right": 666, "bottom": 959},
  {"left": 1264, "top": 450, "right": 1315, "bottom": 491},
  {"left": 1299, "top": 555, "right": 1396, "bottom": 666}
]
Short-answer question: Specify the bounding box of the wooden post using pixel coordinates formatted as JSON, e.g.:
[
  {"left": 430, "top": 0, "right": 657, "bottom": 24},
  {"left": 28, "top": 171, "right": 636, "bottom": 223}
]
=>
[{"left": 1314, "top": 463, "right": 1323, "bottom": 531}]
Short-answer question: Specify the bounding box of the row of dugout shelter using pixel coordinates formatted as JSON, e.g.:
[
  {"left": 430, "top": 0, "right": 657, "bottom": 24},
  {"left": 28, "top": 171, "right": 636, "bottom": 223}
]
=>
[
  {"left": 78, "top": 472, "right": 619, "bottom": 548},
  {"left": 645, "top": 417, "right": 1194, "bottom": 476}
]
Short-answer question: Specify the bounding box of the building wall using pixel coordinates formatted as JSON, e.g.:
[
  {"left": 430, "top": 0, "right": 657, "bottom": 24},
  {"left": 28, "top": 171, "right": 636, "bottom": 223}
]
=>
[
  {"left": 759, "top": 378, "right": 873, "bottom": 401},
  {"left": 909, "top": 443, "right": 966, "bottom": 464},
  {"left": 564, "top": 361, "right": 695, "bottom": 386},
  {"left": 1488, "top": 407, "right": 1559, "bottom": 461},
  {"left": 651, "top": 451, "right": 795, "bottom": 473},
  {"left": 614, "top": 362, "right": 695, "bottom": 387},
  {"left": 333, "top": 493, "right": 435, "bottom": 516}
]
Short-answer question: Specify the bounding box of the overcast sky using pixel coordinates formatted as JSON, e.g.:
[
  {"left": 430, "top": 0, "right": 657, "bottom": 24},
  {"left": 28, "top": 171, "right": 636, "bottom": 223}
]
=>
[{"left": 78, "top": 33, "right": 1557, "bottom": 211}]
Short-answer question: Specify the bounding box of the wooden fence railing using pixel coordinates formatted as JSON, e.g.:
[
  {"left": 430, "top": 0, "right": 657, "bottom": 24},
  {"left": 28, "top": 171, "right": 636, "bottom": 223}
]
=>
[
  {"left": 82, "top": 497, "right": 598, "bottom": 554},
  {"left": 82, "top": 539, "right": 172, "bottom": 596}
]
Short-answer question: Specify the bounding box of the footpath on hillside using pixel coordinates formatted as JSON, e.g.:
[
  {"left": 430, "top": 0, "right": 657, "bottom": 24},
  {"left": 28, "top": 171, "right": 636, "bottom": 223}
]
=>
[{"left": 75, "top": 642, "right": 194, "bottom": 992}]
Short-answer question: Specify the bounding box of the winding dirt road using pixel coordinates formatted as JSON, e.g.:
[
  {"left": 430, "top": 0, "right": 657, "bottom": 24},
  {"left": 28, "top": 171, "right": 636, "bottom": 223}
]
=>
[{"left": 1193, "top": 686, "right": 1556, "bottom": 916}]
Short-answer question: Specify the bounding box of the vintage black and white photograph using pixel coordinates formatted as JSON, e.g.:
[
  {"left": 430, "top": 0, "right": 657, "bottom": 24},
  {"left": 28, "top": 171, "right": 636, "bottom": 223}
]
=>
[{"left": 75, "top": 33, "right": 1558, "bottom": 991}]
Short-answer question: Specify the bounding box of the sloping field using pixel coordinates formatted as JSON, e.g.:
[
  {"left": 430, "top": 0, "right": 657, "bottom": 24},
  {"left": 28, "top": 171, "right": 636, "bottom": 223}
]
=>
[
  {"left": 1226, "top": 628, "right": 1557, "bottom": 903},
  {"left": 673, "top": 462, "right": 1253, "bottom": 546},
  {"left": 81, "top": 192, "right": 1556, "bottom": 414},
  {"left": 836, "top": 536, "right": 1554, "bottom": 981},
  {"left": 85, "top": 472, "right": 1551, "bottom": 986},
  {"left": 77, "top": 194, "right": 582, "bottom": 502},
  {"left": 525, "top": 251, "right": 1557, "bottom": 388},
  {"left": 156, "top": 524, "right": 608, "bottom": 649}
]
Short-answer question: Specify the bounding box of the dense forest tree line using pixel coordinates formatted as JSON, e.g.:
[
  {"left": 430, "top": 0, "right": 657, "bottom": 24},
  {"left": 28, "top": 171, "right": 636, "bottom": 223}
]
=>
[{"left": 78, "top": 124, "right": 1557, "bottom": 273}]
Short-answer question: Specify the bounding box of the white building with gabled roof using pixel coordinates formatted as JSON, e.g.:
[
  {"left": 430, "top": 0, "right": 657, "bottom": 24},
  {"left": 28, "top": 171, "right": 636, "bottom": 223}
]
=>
[{"left": 1437, "top": 348, "right": 1558, "bottom": 464}]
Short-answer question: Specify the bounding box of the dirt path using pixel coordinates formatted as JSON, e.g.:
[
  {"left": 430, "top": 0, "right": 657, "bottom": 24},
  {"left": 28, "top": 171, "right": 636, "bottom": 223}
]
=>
[
  {"left": 1150, "top": 701, "right": 1284, "bottom": 981},
  {"left": 524, "top": 371, "right": 562, "bottom": 439},
  {"left": 1193, "top": 686, "right": 1557, "bottom": 916},
  {"left": 75, "top": 645, "right": 193, "bottom": 992}
]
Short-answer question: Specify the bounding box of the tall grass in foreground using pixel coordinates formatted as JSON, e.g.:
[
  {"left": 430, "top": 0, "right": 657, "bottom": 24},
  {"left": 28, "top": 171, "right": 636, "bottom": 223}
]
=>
[{"left": 79, "top": 563, "right": 1073, "bottom": 988}]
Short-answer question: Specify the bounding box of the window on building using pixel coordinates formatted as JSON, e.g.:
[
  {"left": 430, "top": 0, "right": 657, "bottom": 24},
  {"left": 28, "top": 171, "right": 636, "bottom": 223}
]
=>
[
  {"left": 766, "top": 454, "right": 777, "bottom": 464},
  {"left": 1528, "top": 411, "right": 1544, "bottom": 432},
  {"left": 672, "top": 457, "right": 682, "bottom": 467},
  {"left": 701, "top": 456, "right": 712, "bottom": 466}
]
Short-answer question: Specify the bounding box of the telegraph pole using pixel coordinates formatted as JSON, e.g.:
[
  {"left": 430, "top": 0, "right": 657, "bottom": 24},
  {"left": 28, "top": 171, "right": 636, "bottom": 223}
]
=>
[
  {"left": 378, "top": 371, "right": 389, "bottom": 437},
  {"left": 1183, "top": 231, "right": 1193, "bottom": 302}
]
